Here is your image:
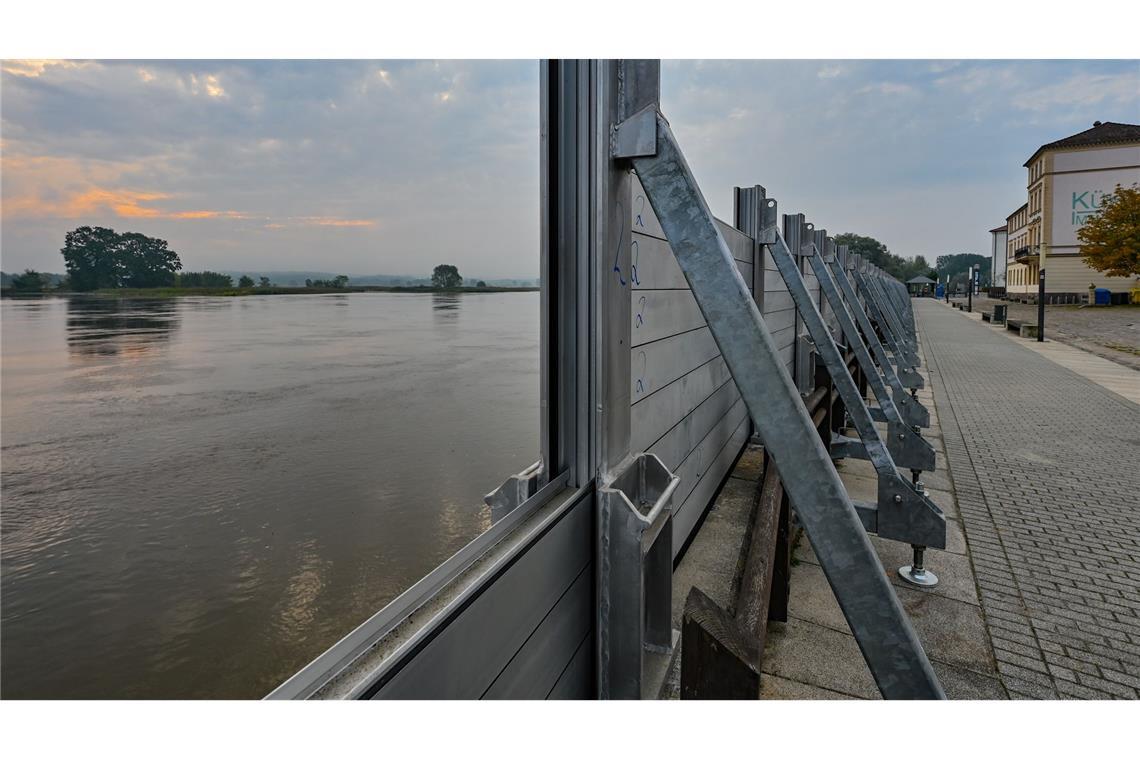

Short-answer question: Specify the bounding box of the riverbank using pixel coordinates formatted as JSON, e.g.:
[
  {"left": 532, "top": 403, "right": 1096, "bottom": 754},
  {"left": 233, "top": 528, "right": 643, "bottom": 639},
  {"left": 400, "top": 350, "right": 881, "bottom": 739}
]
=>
[{"left": 1, "top": 285, "right": 539, "bottom": 299}]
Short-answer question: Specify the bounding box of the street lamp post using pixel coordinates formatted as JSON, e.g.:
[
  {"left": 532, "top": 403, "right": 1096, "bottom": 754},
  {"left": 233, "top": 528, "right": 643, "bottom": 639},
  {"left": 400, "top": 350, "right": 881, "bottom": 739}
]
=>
[
  {"left": 1037, "top": 244, "right": 1046, "bottom": 342},
  {"left": 967, "top": 266, "right": 973, "bottom": 312}
]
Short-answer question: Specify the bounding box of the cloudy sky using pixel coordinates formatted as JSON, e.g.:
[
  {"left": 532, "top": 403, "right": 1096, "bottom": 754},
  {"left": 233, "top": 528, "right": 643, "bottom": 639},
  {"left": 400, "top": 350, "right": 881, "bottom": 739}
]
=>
[{"left": 2, "top": 59, "right": 1138, "bottom": 278}]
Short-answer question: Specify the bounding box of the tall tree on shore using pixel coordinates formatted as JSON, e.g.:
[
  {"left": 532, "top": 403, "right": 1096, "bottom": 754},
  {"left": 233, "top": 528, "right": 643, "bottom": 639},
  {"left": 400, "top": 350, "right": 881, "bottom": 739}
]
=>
[
  {"left": 61, "top": 226, "right": 123, "bottom": 290},
  {"left": 1078, "top": 183, "right": 1140, "bottom": 278},
  {"left": 431, "top": 264, "right": 463, "bottom": 289},
  {"left": 118, "top": 232, "right": 182, "bottom": 287},
  {"left": 61, "top": 226, "right": 181, "bottom": 290}
]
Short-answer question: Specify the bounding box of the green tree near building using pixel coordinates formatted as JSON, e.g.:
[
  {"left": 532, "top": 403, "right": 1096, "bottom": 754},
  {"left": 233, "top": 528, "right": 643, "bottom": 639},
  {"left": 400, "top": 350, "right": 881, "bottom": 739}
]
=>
[
  {"left": 259, "top": 276, "right": 271, "bottom": 288},
  {"left": 431, "top": 264, "right": 463, "bottom": 289},
  {"left": 1078, "top": 183, "right": 1140, "bottom": 278},
  {"left": 238, "top": 275, "right": 255, "bottom": 288}
]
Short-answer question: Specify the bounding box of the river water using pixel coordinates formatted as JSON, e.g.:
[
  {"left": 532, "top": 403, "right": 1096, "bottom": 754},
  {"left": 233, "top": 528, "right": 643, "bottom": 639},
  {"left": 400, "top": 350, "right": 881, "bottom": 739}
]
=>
[{"left": 0, "top": 292, "right": 539, "bottom": 698}]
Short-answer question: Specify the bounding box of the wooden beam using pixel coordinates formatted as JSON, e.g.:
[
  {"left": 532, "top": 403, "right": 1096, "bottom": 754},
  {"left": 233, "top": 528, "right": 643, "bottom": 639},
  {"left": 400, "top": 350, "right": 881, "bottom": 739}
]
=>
[{"left": 680, "top": 588, "right": 761, "bottom": 699}]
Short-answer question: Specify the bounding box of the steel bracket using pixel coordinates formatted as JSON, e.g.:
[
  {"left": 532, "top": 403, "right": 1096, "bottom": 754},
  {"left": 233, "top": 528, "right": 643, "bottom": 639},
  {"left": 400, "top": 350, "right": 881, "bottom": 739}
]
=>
[
  {"left": 878, "top": 477, "right": 945, "bottom": 549},
  {"left": 830, "top": 434, "right": 866, "bottom": 460},
  {"left": 483, "top": 459, "right": 544, "bottom": 522},
  {"left": 612, "top": 104, "right": 659, "bottom": 159},
  {"left": 887, "top": 420, "right": 936, "bottom": 473},
  {"left": 598, "top": 452, "right": 679, "bottom": 699}
]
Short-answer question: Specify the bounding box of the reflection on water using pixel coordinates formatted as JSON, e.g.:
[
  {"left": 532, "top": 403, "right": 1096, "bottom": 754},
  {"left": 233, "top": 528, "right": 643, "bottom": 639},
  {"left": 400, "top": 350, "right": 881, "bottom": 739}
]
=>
[
  {"left": 431, "top": 292, "right": 462, "bottom": 325},
  {"left": 66, "top": 298, "right": 180, "bottom": 358},
  {"left": 0, "top": 292, "right": 538, "bottom": 698}
]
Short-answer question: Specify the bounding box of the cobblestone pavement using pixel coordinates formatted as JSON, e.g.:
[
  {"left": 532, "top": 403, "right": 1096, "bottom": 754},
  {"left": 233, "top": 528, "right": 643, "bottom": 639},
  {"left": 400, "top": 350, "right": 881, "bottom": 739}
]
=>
[
  {"left": 966, "top": 295, "right": 1140, "bottom": 371},
  {"left": 915, "top": 299, "right": 1140, "bottom": 699}
]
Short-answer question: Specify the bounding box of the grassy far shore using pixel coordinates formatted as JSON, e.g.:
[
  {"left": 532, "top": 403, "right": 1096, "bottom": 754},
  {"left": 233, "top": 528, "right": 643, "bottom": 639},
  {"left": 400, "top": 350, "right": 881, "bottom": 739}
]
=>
[{"left": 1, "top": 285, "right": 539, "bottom": 298}]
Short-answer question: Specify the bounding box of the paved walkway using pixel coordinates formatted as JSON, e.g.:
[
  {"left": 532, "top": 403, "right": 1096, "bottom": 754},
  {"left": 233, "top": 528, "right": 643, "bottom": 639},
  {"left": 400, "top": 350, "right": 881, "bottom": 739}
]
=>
[
  {"left": 916, "top": 299, "right": 1140, "bottom": 698},
  {"left": 947, "top": 299, "right": 1140, "bottom": 404}
]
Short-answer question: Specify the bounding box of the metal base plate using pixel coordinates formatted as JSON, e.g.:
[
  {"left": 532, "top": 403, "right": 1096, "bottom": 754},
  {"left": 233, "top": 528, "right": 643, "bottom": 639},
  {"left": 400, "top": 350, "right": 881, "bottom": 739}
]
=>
[{"left": 898, "top": 565, "right": 939, "bottom": 588}]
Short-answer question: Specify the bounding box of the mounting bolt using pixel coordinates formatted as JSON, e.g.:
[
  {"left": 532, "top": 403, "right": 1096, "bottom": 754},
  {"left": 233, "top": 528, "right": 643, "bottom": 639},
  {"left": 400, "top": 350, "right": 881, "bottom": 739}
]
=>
[
  {"left": 899, "top": 545, "right": 939, "bottom": 588},
  {"left": 893, "top": 494, "right": 902, "bottom": 503}
]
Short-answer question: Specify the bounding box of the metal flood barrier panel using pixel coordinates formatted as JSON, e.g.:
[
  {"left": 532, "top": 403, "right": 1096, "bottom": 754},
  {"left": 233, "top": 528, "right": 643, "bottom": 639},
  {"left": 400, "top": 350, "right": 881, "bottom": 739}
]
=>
[{"left": 629, "top": 174, "right": 757, "bottom": 556}]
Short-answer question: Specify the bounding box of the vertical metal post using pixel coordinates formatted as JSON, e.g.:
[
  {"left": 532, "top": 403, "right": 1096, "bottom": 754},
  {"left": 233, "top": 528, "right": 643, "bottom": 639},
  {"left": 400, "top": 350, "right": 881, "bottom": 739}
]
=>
[
  {"left": 595, "top": 61, "right": 632, "bottom": 485},
  {"left": 1037, "top": 247, "right": 1046, "bottom": 341},
  {"left": 595, "top": 59, "right": 681, "bottom": 700}
]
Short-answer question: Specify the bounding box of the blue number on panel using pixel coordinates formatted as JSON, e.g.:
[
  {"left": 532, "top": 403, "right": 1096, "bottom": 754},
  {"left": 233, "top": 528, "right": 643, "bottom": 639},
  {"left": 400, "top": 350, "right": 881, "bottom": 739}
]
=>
[
  {"left": 631, "top": 239, "right": 641, "bottom": 286},
  {"left": 613, "top": 203, "right": 627, "bottom": 286}
]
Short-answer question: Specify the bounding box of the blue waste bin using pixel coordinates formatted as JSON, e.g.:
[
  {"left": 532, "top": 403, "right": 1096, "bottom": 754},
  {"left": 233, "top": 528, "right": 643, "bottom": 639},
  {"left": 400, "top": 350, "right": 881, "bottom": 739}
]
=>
[{"left": 1095, "top": 288, "right": 1111, "bottom": 305}]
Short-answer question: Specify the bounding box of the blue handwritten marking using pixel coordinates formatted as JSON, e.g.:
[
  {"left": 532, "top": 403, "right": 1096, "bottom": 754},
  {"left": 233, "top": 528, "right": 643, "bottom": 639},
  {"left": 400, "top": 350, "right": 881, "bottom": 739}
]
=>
[
  {"left": 613, "top": 202, "right": 627, "bottom": 286},
  {"left": 635, "top": 351, "right": 646, "bottom": 394},
  {"left": 635, "top": 195, "right": 646, "bottom": 228},
  {"left": 631, "top": 240, "right": 641, "bottom": 286},
  {"left": 636, "top": 295, "right": 646, "bottom": 328}
]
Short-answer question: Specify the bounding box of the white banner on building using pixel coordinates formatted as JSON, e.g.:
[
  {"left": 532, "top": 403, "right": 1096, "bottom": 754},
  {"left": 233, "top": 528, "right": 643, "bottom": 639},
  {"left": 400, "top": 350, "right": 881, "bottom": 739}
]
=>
[{"left": 1051, "top": 164, "right": 1140, "bottom": 248}]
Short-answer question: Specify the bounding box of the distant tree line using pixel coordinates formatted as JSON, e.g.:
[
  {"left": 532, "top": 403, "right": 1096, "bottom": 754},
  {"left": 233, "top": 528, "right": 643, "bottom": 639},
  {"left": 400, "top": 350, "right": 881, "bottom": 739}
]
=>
[
  {"left": 935, "top": 253, "right": 990, "bottom": 291},
  {"left": 6, "top": 269, "right": 56, "bottom": 292},
  {"left": 305, "top": 275, "right": 349, "bottom": 288},
  {"left": 5, "top": 228, "right": 502, "bottom": 294},
  {"left": 833, "top": 233, "right": 938, "bottom": 282},
  {"left": 178, "top": 270, "right": 234, "bottom": 288}
]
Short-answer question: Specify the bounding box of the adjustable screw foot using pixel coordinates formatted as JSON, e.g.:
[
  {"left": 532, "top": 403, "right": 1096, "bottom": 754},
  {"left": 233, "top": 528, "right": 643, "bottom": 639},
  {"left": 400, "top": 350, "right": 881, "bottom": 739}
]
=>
[{"left": 899, "top": 545, "right": 938, "bottom": 588}]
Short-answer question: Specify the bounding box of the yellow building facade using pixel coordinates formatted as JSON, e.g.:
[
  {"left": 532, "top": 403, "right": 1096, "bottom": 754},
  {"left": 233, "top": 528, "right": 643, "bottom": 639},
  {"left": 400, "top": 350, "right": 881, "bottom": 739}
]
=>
[{"left": 1003, "top": 121, "right": 1140, "bottom": 303}]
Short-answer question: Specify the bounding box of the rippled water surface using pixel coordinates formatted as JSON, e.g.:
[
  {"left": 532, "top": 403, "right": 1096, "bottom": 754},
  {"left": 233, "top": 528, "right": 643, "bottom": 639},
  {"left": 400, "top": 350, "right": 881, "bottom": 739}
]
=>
[{"left": 1, "top": 292, "right": 538, "bottom": 698}]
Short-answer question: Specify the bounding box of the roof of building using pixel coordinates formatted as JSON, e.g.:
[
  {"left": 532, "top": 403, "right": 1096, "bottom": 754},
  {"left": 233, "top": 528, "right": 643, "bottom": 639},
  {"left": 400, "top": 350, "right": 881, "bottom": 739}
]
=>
[
  {"left": 1024, "top": 121, "right": 1140, "bottom": 167},
  {"left": 906, "top": 275, "right": 936, "bottom": 284},
  {"left": 1006, "top": 202, "right": 1028, "bottom": 222},
  {"left": 990, "top": 224, "right": 1008, "bottom": 233}
]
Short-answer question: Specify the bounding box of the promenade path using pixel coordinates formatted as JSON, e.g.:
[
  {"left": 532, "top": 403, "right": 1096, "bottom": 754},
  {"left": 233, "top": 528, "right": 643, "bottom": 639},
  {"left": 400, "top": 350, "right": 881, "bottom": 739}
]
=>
[{"left": 915, "top": 299, "right": 1140, "bottom": 698}]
